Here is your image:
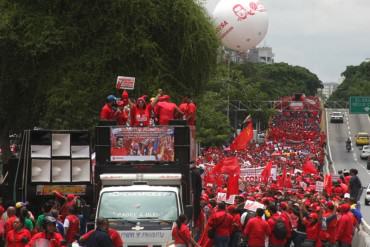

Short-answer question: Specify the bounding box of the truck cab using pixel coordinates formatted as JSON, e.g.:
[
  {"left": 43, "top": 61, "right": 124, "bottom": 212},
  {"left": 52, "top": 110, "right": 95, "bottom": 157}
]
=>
[{"left": 96, "top": 173, "right": 184, "bottom": 246}]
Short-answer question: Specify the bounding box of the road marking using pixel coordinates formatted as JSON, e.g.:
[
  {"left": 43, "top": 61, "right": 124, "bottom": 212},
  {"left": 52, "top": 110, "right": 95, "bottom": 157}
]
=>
[{"left": 325, "top": 110, "right": 336, "bottom": 174}]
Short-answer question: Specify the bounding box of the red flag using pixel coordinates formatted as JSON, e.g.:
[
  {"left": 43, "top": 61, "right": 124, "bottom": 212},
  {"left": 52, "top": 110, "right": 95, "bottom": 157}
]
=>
[
  {"left": 302, "top": 159, "right": 318, "bottom": 175},
  {"left": 220, "top": 157, "right": 240, "bottom": 175},
  {"left": 230, "top": 121, "right": 253, "bottom": 151},
  {"left": 278, "top": 165, "right": 287, "bottom": 188},
  {"left": 227, "top": 174, "right": 240, "bottom": 196},
  {"left": 260, "top": 161, "right": 273, "bottom": 184},
  {"left": 324, "top": 174, "right": 332, "bottom": 196}
]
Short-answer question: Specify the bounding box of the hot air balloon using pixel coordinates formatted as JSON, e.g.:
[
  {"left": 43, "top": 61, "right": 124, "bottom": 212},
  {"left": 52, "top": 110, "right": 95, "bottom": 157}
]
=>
[{"left": 213, "top": 0, "right": 269, "bottom": 52}]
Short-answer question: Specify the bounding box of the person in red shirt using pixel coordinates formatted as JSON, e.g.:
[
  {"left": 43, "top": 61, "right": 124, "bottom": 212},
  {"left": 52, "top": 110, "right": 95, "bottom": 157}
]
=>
[
  {"left": 228, "top": 205, "right": 242, "bottom": 247},
  {"left": 130, "top": 93, "right": 160, "bottom": 127},
  {"left": 100, "top": 95, "right": 118, "bottom": 121},
  {"left": 63, "top": 207, "right": 80, "bottom": 244},
  {"left": 299, "top": 205, "right": 321, "bottom": 247},
  {"left": 155, "top": 95, "right": 183, "bottom": 125},
  {"left": 6, "top": 217, "right": 31, "bottom": 247},
  {"left": 172, "top": 214, "right": 200, "bottom": 246},
  {"left": 336, "top": 203, "right": 354, "bottom": 247},
  {"left": 26, "top": 216, "right": 65, "bottom": 247},
  {"left": 80, "top": 220, "right": 124, "bottom": 247},
  {"left": 320, "top": 201, "right": 337, "bottom": 246},
  {"left": 207, "top": 201, "right": 234, "bottom": 246},
  {"left": 5, "top": 207, "right": 17, "bottom": 237},
  {"left": 243, "top": 208, "right": 270, "bottom": 247},
  {"left": 279, "top": 202, "right": 293, "bottom": 246},
  {"left": 267, "top": 204, "right": 289, "bottom": 247},
  {"left": 178, "top": 96, "right": 196, "bottom": 125},
  {"left": 53, "top": 191, "right": 77, "bottom": 221}
]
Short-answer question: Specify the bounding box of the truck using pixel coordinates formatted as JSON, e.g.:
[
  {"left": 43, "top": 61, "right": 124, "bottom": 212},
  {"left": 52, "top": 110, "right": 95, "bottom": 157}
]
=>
[{"left": 93, "top": 123, "right": 198, "bottom": 246}]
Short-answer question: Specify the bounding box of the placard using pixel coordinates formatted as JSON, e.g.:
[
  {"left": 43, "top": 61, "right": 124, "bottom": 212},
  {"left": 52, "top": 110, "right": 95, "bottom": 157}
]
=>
[
  {"left": 244, "top": 200, "right": 265, "bottom": 212},
  {"left": 217, "top": 192, "right": 227, "bottom": 203},
  {"left": 300, "top": 181, "right": 307, "bottom": 190},
  {"left": 315, "top": 181, "right": 324, "bottom": 192},
  {"left": 116, "top": 76, "right": 135, "bottom": 90},
  {"left": 226, "top": 195, "right": 236, "bottom": 204},
  {"left": 110, "top": 127, "right": 175, "bottom": 162}
]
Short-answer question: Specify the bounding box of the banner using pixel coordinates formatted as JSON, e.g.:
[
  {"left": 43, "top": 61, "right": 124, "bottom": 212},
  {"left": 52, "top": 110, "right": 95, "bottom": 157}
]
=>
[
  {"left": 240, "top": 166, "right": 276, "bottom": 182},
  {"left": 110, "top": 127, "right": 175, "bottom": 162},
  {"left": 36, "top": 185, "right": 87, "bottom": 196},
  {"left": 116, "top": 76, "right": 135, "bottom": 90}
]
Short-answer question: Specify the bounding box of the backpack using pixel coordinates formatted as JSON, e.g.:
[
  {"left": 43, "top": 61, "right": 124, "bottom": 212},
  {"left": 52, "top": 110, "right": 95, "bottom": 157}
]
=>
[{"left": 272, "top": 217, "right": 287, "bottom": 240}]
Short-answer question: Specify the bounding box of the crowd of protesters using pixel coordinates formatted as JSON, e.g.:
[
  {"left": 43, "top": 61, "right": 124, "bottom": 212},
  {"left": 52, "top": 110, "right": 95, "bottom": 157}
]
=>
[
  {"left": 189, "top": 95, "right": 363, "bottom": 247},
  {"left": 0, "top": 191, "right": 124, "bottom": 247},
  {"left": 99, "top": 89, "right": 196, "bottom": 127}
]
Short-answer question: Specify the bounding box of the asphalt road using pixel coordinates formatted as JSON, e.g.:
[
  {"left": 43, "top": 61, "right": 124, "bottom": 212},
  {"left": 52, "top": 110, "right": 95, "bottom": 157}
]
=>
[{"left": 326, "top": 108, "right": 370, "bottom": 222}]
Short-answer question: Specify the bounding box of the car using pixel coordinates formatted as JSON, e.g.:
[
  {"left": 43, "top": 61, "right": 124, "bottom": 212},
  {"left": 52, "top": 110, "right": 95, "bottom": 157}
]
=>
[
  {"left": 360, "top": 145, "right": 370, "bottom": 159},
  {"left": 330, "top": 112, "right": 344, "bottom": 123},
  {"left": 365, "top": 183, "right": 370, "bottom": 205},
  {"left": 355, "top": 132, "right": 370, "bottom": 146}
]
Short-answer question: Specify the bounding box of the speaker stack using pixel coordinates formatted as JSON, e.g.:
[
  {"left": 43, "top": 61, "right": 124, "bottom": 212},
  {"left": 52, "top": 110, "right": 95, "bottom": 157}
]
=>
[{"left": 30, "top": 130, "right": 91, "bottom": 183}]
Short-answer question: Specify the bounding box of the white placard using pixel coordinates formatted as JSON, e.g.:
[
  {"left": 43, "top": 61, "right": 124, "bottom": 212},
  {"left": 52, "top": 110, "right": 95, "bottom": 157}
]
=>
[
  {"left": 315, "top": 181, "right": 324, "bottom": 192},
  {"left": 244, "top": 200, "right": 264, "bottom": 212},
  {"left": 226, "top": 195, "right": 236, "bottom": 204},
  {"left": 116, "top": 76, "right": 135, "bottom": 90},
  {"left": 217, "top": 192, "right": 227, "bottom": 203}
]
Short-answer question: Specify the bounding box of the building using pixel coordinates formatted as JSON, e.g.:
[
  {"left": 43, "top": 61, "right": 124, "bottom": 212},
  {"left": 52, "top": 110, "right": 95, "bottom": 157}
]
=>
[
  {"left": 322, "top": 82, "right": 339, "bottom": 99},
  {"left": 246, "top": 47, "right": 275, "bottom": 64}
]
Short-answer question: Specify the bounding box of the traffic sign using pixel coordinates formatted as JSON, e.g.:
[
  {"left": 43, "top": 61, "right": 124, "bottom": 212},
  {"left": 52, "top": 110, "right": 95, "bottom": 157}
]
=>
[{"left": 349, "top": 96, "right": 370, "bottom": 114}]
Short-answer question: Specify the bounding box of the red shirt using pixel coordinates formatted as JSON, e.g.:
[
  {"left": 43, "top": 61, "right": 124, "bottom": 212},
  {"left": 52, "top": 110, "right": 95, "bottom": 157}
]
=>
[
  {"left": 243, "top": 216, "right": 270, "bottom": 247},
  {"left": 100, "top": 104, "right": 116, "bottom": 121},
  {"left": 336, "top": 212, "right": 354, "bottom": 244},
  {"left": 6, "top": 228, "right": 31, "bottom": 247},
  {"left": 280, "top": 211, "right": 293, "bottom": 238},
  {"left": 172, "top": 224, "right": 191, "bottom": 244},
  {"left": 64, "top": 214, "right": 80, "bottom": 243},
  {"left": 320, "top": 211, "right": 337, "bottom": 244},
  {"left": 156, "top": 101, "right": 177, "bottom": 125},
  {"left": 131, "top": 105, "right": 151, "bottom": 127},
  {"left": 82, "top": 228, "right": 123, "bottom": 247},
  {"left": 267, "top": 214, "right": 288, "bottom": 245},
  {"left": 207, "top": 210, "right": 233, "bottom": 237},
  {"left": 231, "top": 213, "right": 242, "bottom": 233},
  {"left": 303, "top": 219, "right": 320, "bottom": 241},
  {"left": 25, "top": 232, "right": 64, "bottom": 247},
  {"left": 5, "top": 216, "right": 17, "bottom": 236},
  {"left": 117, "top": 108, "right": 129, "bottom": 125},
  {"left": 187, "top": 102, "right": 196, "bottom": 125},
  {"left": 60, "top": 200, "right": 76, "bottom": 221}
]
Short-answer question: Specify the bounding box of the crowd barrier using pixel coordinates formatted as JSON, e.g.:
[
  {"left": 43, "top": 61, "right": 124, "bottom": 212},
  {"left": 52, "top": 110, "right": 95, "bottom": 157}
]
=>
[{"left": 353, "top": 219, "right": 370, "bottom": 247}]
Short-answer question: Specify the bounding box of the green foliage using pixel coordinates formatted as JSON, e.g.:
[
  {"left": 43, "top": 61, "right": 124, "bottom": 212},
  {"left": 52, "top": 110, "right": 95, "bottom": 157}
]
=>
[{"left": 329, "top": 62, "right": 370, "bottom": 101}]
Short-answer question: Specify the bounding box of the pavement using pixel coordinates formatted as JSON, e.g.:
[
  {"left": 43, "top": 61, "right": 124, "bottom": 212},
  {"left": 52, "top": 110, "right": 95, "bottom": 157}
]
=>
[{"left": 326, "top": 108, "right": 370, "bottom": 222}]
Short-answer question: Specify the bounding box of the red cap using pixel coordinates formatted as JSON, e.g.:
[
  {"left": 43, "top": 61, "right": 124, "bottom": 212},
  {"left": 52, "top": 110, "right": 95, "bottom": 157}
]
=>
[
  {"left": 280, "top": 202, "right": 288, "bottom": 210},
  {"left": 121, "top": 90, "right": 129, "bottom": 99},
  {"left": 67, "top": 194, "right": 75, "bottom": 201},
  {"left": 159, "top": 95, "right": 170, "bottom": 101},
  {"left": 309, "top": 212, "right": 318, "bottom": 220},
  {"left": 326, "top": 201, "right": 334, "bottom": 209}
]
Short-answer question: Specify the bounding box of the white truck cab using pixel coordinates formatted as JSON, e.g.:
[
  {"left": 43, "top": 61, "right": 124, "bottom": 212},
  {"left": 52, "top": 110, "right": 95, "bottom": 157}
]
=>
[{"left": 96, "top": 173, "right": 184, "bottom": 246}]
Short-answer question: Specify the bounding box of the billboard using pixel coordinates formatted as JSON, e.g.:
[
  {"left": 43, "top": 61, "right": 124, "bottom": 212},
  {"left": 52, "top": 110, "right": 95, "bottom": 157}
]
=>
[{"left": 110, "top": 127, "right": 175, "bottom": 162}]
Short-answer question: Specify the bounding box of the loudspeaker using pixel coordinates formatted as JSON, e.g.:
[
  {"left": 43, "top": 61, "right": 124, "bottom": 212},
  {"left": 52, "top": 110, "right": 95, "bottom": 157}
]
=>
[
  {"left": 31, "top": 145, "right": 51, "bottom": 158},
  {"left": 72, "top": 160, "right": 90, "bottom": 182},
  {"left": 174, "top": 126, "right": 190, "bottom": 146},
  {"left": 31, "top": 159, "right": 51, "bottom": 182},
  {"left": 31, "top": 131, "right": 51, "bottom": 145},
  {"left": 71, "top": 146, "right": 90, "bottom": 158},
  {"left": 95, "top": 145, "right": 110, "bottom": 165},
  {"left": 71, "top": 131, "right": 89, "bottom": 145},
  {"left": 52, "top": 160, "right": 71, "bottom": 182},
  {"left": 52, "top": 134, "right": 70, "bottom": 157},
  {"left": 175, "top": 146, "right": 190, "bottom": 164},
  {"left": 96, "top": 127, "right": 111, "bottom": 145}
]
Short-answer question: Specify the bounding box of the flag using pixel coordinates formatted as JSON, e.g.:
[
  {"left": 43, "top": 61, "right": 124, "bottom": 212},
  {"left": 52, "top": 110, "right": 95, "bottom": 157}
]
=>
[
  {"left": 230, "top": 121, "right": 253, "bottom": 151},
  {"left": 227, "top": 174, "right": 240, "bottom": 196},
  {"left": 220, "top": 157, "right": 240, "bottom": 175},
  {"left": 324, "top": 174, "right": 332, "bottom": 196},
  {"left": 302, "top": 159, "right": 318, "bottom": 175},
  {"left": 278, "top": 165, "right": 287, "bottom": 188},
  {"left": 260, "top": 161, "right": 273, "bottom": 184}
]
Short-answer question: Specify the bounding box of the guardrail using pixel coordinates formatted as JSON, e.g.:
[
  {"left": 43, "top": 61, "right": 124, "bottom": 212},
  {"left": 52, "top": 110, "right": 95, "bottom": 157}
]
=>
[{"left": 353, "top": 219, "right": 370, "bottom": 247}]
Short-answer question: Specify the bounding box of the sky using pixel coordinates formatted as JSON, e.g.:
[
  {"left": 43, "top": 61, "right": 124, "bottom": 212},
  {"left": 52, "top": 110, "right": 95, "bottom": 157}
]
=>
[{"left": 202, "top": 0, "right": 370, "bottom": 83}]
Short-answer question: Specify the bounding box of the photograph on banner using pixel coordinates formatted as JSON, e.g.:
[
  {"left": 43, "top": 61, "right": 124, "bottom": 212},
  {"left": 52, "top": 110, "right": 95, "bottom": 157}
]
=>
[
  {"left": 116, "top": 76, "right": 135, "bottom": 90},
  {"left": 110, "top": 127, "right": 175, "bottom": 162}
]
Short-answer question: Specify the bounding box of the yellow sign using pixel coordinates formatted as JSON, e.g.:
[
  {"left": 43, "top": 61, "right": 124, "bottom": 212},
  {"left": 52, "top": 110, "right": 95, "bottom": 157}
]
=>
[{"left": 36, "top": 185, "right": 87, "bottom": 196}]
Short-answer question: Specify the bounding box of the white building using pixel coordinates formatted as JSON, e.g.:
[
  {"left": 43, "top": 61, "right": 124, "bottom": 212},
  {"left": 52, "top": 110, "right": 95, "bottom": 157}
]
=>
[
  {"left": 246, "top": 47, "right": 275, "bottom": 64},
  {"left": 322, "top": 82, "right": 339, "bottom": 99}
]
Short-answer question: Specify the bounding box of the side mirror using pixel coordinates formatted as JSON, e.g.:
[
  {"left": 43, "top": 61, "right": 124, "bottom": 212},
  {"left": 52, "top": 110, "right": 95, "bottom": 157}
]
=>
[{"left": 184, "top": 205, "right": 193, "bottom": 220}]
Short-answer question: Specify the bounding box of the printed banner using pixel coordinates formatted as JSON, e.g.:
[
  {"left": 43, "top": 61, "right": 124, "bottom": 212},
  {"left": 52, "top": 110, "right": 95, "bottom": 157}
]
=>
[
  {"left": 110, "top": 127, "right": 175, "bottom": 162},
  {"left": 116, "top": 76, "right": 135, "bottom": 90},
  {"left": 36, "top": 185, "right": 87, "bottom": 196},
  {"left": 240, "top": 166, "right": 277, "bottom": 182}
]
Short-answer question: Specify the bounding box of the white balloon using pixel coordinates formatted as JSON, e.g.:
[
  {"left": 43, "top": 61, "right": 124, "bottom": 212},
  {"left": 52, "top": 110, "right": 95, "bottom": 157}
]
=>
[
  {"left": 32, "top": 166, "right": 42, "bottom": 177},
  {"left": 213, "top": 0, "right": 269, "bottom": 52}
]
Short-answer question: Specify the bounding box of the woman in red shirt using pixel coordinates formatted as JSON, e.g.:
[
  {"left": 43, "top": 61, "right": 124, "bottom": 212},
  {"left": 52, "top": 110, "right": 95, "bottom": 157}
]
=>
[
  {"left": 6, "top": 218, "right": 31, "bottom": 247},
  {"left": 172, "top": 214, "right": 200, "bottom": 247}
]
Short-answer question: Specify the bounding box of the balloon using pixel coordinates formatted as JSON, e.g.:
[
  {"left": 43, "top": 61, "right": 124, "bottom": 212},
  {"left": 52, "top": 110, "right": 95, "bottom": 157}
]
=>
[{"left": 213, "top": 0, "right": 269, "bottom": 52}]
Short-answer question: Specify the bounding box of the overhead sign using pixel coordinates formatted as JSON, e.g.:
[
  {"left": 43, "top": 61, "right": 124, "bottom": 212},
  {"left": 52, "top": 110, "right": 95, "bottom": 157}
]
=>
[
  {"left": 349, "top": 96, "right": 370, "bottom": 114},
  {"left": 116, "top": 76, "right": 135, "bottom": 90}
]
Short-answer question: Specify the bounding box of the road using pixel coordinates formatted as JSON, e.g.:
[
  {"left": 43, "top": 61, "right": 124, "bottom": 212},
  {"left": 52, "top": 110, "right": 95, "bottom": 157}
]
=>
[{"left": 326, "top": 108, "right": 370, "bottom": 222}]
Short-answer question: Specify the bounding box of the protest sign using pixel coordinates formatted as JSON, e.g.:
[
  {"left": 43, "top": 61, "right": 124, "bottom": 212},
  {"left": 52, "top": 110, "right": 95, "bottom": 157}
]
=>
[{"left": 116, "top": 76, "right": 135, "bottom": 90}]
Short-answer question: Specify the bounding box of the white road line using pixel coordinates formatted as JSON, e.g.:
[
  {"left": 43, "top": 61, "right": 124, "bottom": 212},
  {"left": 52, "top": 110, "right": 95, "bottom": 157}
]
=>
[{"left": 325, "top": 110, "right": 336, "bottom": 174}]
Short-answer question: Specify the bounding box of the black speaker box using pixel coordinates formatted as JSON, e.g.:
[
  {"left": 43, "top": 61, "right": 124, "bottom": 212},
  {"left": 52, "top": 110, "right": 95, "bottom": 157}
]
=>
[
  {"left": 174, "top": 126, "right": 190, "bottom": 146},
  {"left": 71, "top": 131, "right": 89, "bottom": 145},
  {"left": 95, "top": 127, "right": 110, "bottom": 146},
  {"left": 31, "top": 130, "right": 51, "bottom": 145},
  {"left": 95, "top": 145, "right": 110, "bottom": 165},
  {"left": 175, "top": 146, "right": 190, "bottom": 164}
]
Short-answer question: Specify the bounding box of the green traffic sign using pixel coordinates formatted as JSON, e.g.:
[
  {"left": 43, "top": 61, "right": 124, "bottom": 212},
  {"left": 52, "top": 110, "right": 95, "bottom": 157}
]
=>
[{"left": 349, "top": 96, "right": 370, "bottom": 114}]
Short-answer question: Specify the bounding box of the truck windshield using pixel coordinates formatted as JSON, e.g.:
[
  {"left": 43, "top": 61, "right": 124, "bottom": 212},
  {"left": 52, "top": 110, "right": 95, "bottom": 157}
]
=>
[{"left": 98, "top": 191, "right": 178, "bottom": 221}]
